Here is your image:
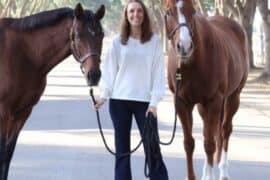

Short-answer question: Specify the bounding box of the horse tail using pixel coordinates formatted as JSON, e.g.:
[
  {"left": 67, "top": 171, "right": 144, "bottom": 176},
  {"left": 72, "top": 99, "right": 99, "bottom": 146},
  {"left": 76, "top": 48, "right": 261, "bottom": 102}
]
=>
[{"left": 215, "top": 97, "right": 225, "bottom": 164}]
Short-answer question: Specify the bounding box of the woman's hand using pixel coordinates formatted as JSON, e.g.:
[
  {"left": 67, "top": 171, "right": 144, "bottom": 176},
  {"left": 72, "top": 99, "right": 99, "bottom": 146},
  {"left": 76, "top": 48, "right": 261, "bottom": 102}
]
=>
[
  {"left": 93, "top": 98, "right": 106, "bottom": 110},
  {"left": 146, "top": 106, "right": 157, "bottom": 118}
]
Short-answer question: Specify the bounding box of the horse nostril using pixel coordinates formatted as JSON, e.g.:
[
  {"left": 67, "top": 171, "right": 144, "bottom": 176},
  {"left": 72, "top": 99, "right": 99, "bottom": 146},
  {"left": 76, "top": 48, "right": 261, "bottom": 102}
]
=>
[
  {"left": 189, "top": 43, "right": 193, "bottom": 51},
  {"left": 177, "top": 43, "right": 181, "bottom": 52},
  {"left": 87, "top": 69, "right": 101, "bottom": 86},
  {"left": 95, "top": 69, "right": 101, "bottom": 79},
  {"left": 177, "top": 43, "right": 186, "bottom": 55}
]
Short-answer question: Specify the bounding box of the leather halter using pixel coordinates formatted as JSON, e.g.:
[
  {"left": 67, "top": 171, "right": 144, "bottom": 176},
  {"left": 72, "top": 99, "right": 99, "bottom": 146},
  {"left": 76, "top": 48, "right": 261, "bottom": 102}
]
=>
[
  {"left": 70, "top": 40, "right": 100, "bottom": 74},
  {"left": 168, "top": 22, "right": 189, "bottom": 40},
  {"left": 70, "top": 19, "right": 101, "bottom": 72},
  {"left": 164, "top": 10, "right": 190, "bottom": 40},
  {"left": 71, "top": 41, "right": 100, "bottom": 64}
]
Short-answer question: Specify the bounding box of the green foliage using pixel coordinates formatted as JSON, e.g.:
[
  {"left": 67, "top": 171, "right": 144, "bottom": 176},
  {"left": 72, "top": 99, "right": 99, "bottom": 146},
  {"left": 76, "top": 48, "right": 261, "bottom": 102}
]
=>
[
  {"left": 0, "top": 0, "right": 162, "bottom": 35},
  {"left": 102, "top": 0, "right": 124, "bottom": 34},
  {"left": 54, "top": 0, "right": 124, "bottom": 34},
  {"left": 204, "top": 0, "right": 214, "bottom": 11}
]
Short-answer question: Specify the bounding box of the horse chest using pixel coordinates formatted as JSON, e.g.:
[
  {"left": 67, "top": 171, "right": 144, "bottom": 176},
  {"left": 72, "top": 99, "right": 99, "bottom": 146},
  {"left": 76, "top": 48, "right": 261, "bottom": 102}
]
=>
[{"left": 181, "top": 75, "right": 219, "bottom": 103}]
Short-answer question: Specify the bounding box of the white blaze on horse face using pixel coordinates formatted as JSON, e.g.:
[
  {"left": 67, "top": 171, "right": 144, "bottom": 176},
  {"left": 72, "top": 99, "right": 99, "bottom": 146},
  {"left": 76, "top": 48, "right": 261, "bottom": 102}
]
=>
[
  {"left": 218, "top": 150, "right": 229, "bottom": 179},
  {"left": 176, "top": 0, "right": 192, "bottom": 53}
]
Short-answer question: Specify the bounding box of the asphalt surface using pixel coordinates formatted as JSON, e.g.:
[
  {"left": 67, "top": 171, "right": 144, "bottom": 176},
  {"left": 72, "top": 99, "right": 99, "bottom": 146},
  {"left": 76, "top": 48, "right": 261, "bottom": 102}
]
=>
[{"left": 8, "top": 56, "right": 270, "bottom": 180}]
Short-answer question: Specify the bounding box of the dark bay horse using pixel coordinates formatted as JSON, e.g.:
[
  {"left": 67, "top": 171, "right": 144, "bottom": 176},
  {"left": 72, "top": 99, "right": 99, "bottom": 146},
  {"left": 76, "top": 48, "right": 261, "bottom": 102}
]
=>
[
  {"left": 164, "top": 0, "right": 249, "bottom": 179},
  {"left": 0, "top": 3, "right": 105, "bottom": 179}
]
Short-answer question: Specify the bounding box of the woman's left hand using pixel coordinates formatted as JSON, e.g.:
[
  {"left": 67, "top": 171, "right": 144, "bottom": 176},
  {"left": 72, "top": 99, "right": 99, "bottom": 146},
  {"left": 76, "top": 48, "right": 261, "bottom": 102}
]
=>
[{"left": 146, "top": 106, "right": 157, "bottom": 118}]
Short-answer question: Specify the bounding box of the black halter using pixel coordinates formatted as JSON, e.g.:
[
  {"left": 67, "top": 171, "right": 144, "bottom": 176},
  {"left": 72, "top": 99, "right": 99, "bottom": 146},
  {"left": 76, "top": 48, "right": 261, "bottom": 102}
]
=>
[
  {"left": 70, "top": 40, "right": 100, "bottom": 64},
  {"left": 70, "top": 40, "right": 100, "bottom": 74}
]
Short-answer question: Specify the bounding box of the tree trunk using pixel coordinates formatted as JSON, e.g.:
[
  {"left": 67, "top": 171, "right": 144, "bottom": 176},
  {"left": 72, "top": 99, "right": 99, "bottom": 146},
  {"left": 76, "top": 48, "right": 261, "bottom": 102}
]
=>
[
  {"left": 260, "top": 25, "right": 265, "bottom": 63},
  {"left": 242, "top": 18, "right": 256, "bottom": 69},
  {"left": 238, "top": 0, "right": 257, "bottom": 69},
  {"left": 257, "top": 0, "right": 270, "bottom": 81},
  {"left": 149, "top": 0, "right": 166, "bottom": 52},
  {"left": 195, "top": 0, "right": 208, "bottom": 16},
  {"left": 0, "top": 0, "right": 15, "bottom": 17},
  {"left": 214, "top": 0, "right": 257, "bottom": 68}
]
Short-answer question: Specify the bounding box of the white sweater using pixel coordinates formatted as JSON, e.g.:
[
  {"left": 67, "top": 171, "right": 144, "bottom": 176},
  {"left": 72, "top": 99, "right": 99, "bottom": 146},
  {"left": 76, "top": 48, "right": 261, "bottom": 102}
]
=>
[{"left": 99, "top": 34, "right": 165, "bottom": 107}]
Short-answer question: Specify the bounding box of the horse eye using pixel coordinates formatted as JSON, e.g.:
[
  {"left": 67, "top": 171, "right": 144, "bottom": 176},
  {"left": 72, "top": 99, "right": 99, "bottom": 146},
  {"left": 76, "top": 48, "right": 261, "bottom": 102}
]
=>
[
  {"left": 88, "top": 27, "right": 95, "bottom": 36},
  {"left": 166, "top": 9, "right": 173, "bottom": 16}
]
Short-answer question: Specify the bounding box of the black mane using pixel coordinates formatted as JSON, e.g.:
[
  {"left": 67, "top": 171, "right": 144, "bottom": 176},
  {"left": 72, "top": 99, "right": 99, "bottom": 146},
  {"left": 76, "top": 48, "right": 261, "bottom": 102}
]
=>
[{"left": 2, "top": 8, "right": 74, "bottom": 30}]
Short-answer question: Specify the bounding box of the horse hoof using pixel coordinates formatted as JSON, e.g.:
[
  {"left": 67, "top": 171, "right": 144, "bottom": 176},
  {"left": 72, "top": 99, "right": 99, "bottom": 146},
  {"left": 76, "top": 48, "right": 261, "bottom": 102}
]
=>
[
  {"left": 186, "top": 176, "right": 196, "bottom": 180},
  {"left": 201, "top": 176, "right": 215, "bottom": 180},
  {"left": 219, "top": 177, "right": 229, "bottom": 180}
]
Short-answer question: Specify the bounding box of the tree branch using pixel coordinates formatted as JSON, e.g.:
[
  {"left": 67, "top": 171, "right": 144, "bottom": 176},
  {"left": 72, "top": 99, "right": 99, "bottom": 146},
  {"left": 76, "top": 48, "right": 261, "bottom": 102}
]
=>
[
  {"left": 0, "top": 0, "right": 15, "bottom": 17},
  {"left": 219, "top": 0, "right": 239, "bottom": 18},
  {"left": 196, "top": 0, "right": 208, "bottom": 16},
  {"left": 235, "top": 0, "right": 244, "bottom": 15},
  {"left": 257, "top": 0, "right": 269, "bottom": 20}
]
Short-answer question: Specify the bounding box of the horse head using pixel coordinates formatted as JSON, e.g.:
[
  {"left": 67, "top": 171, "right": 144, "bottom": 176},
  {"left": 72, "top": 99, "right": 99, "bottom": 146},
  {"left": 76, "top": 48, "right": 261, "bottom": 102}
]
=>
[
  {"left": 70, "top": 3, "right": 105, "bottom": 86},
  {"left": 164, "top": 0, "right": 195, "bottom": 63}
]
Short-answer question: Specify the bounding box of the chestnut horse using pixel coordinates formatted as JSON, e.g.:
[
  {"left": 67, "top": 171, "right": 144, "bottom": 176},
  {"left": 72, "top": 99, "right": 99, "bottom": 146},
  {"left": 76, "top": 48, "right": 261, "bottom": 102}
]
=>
[
  {"left": 164, "top": 0, "right": 249, "bottom": 180},
  {"left": 0, "top": 3, "right": 105, "bottom": 180}
]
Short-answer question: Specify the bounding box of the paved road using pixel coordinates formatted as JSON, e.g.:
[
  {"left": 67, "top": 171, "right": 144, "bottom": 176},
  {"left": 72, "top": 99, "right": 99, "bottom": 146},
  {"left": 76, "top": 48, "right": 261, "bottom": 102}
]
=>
[{"left": 8, "top": 56, "right": 270, "bottom": 180}]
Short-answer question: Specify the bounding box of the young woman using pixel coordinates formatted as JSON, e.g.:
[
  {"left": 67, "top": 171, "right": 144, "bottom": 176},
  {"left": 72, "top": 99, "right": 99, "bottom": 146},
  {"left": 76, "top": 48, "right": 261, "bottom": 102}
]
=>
[{"left": 94, "top": 0, "right": 169, "bottom": 179}]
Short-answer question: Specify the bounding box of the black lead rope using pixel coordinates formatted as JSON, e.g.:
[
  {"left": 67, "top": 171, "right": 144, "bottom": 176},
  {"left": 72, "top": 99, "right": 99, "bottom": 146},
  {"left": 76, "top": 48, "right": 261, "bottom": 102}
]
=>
[
  {"left": 143, "top": 112, "right": 162, "bottom": 178},
  {"left": 89, "top": 88, "right": 144, "bottom": 157},
  {"left": 158, "top": 67, "right": 181, "bottom": 146},
  {"left": 89, "top": 78, "right": 181, "bottom": 178},
  {"left": 90, "top": 89, "right": 164, "bottom": 178},
  {"left": 144, "top": 68, "right": 182, "bottom": 176}
]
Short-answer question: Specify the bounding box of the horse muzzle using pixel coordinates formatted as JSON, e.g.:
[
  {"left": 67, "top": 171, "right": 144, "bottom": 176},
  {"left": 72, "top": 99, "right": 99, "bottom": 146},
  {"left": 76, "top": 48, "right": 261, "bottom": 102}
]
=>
[
  {"left": 176, "top": 41, "right": 194, "bottom": 62},
  {"left": 86, "top": 69, "right": 101, "bottom": 86}
]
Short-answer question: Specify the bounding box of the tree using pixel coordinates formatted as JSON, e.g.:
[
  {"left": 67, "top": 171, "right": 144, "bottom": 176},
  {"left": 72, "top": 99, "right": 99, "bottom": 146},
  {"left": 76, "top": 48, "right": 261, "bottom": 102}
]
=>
[
  {"left": 147, "top": 0, "right": 165, "bottom": 44},
  {"left": 102, "top": 0, "right": 124, "bottom": 33},
  {"left": 257, "top": 0, "right": 270, "bottom": 81},
  {"left": 214, "top": 0, "right": 257, "bottom": 69},
  {"left": 194, "top": 0, "right": 215, "bottom": 15},
  {"left": 0, "top": 0, "right": 52, "bottom": 18},
  {"left": 0, "top": 0, "right": 16, "bottom": 17}
]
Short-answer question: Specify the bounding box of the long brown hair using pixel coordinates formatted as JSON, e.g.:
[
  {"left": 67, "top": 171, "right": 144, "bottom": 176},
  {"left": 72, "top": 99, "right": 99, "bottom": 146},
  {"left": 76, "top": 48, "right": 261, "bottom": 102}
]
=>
[{"left": 119, "top": 0, "right": 153, "bottom": 45}]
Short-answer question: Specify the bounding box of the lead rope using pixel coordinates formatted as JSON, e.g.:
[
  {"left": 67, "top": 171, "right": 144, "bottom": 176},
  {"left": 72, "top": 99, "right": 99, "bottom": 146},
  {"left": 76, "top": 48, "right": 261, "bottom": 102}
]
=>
[
  {"left": 89, "top": 88, "right": 145, "bottom": 157},
  {"left": 158, "top": 55, "right": 182, "bottom": 145},
  {"left": 144, "top": 68, "right": 182, "bottom": 176},
  {"left": 144, "top": 112, "right": 162, "bottom": 178},
  {"left": 90, "top": 89, "right": 159, "bottom": 178},
  {"left": 89, "top": 58, "right": 183, "bottom": 177}
]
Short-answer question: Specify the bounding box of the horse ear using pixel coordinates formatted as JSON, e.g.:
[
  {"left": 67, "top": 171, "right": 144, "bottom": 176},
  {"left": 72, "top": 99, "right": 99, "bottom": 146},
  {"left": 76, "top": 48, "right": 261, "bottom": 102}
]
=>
[
  {"left": 95, "top": 5, "right": 105, "bottom": 20},
  {"left": 74, "top": 3, "right": 84, "bottom": 18}
]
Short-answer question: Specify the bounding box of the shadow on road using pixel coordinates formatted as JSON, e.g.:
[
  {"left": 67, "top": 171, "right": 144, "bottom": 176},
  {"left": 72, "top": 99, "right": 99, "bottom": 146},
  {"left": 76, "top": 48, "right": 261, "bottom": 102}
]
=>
[{"left": 11, "top": 143, "right": 270, "bottom": 180}]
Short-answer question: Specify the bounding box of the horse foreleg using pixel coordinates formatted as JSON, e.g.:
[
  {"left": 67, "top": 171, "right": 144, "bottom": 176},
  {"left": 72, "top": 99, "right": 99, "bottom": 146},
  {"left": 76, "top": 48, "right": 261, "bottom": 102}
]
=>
[
  {"left": 0, "top": 136, "right": 8, "bottom": 180},
  {"left": 0, "top": 110, "right": 30, "bottom": 180},
  {"left": 0, "top": 134, "right": 19, "bottom": 180},
  {"left": 218, "top": 93, "right": 240, "bottom": 180},
  {"left": 198, "top": 104, "right": 215, "bottom": 180},
  {"left": 177, "top": 99, "right": 195, "bottom": 180},
  {"left": 0, "top": 119, "right": 22, "bottom": 180},
  {"left": 200, "top": 95, "right": 223, "bottom": 180}
]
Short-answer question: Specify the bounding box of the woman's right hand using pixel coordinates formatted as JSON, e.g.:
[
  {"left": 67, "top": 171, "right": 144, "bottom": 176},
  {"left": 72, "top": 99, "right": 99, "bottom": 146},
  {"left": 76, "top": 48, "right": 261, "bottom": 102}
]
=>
[{"left": 93, "top": 98, "right": 106, "bottom": 110}]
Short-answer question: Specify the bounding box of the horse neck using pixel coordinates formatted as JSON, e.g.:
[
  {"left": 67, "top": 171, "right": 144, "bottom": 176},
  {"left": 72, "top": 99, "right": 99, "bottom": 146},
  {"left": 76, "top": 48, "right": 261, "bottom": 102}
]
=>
[
  {"left": 23, "top": 18, "right": 73, "bottom": 75},
  {"left": 191, "top": 15, "right": 212, "bottom": 63}
]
